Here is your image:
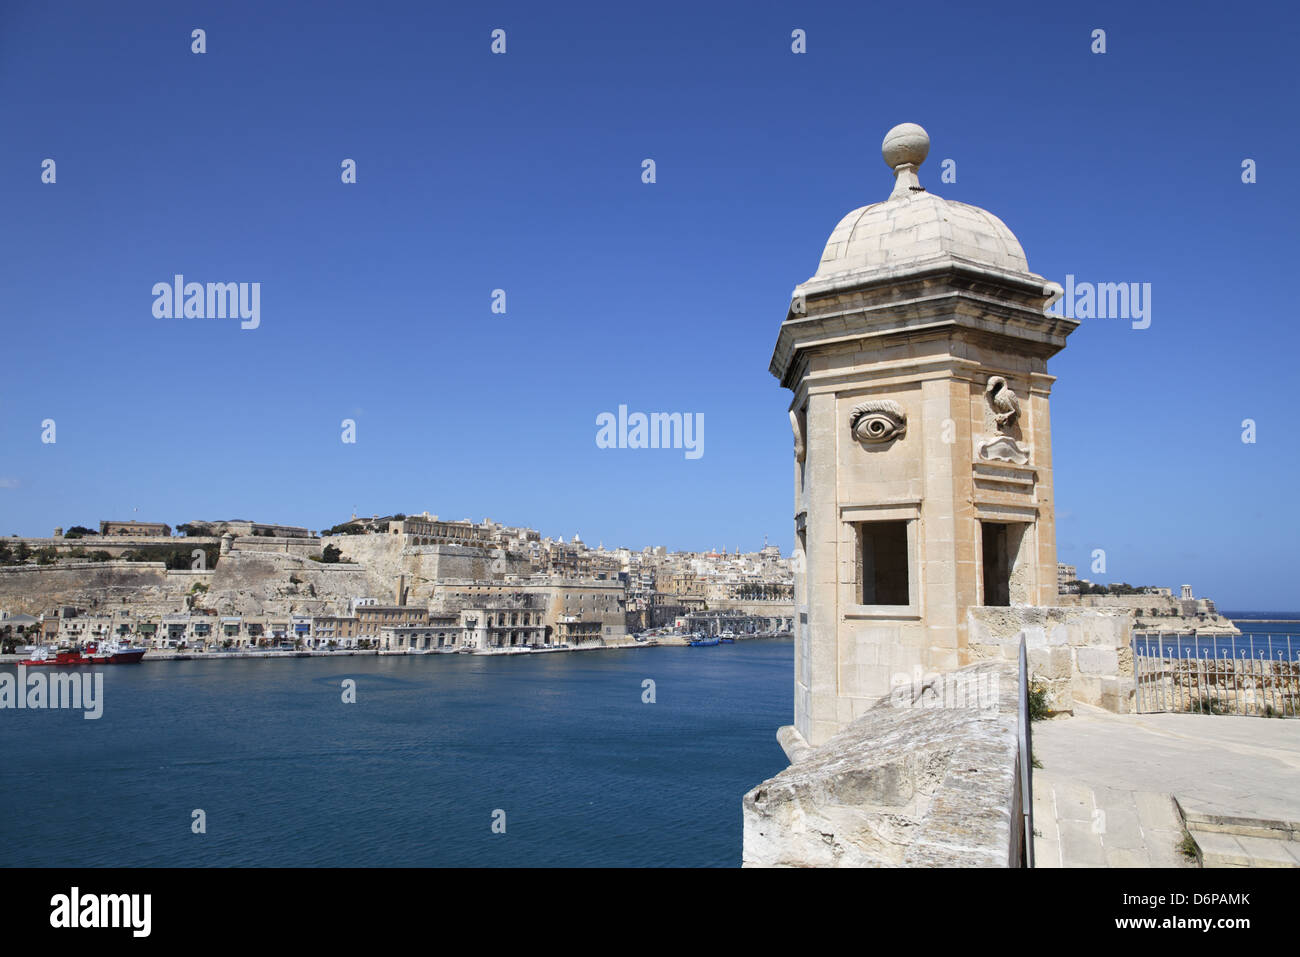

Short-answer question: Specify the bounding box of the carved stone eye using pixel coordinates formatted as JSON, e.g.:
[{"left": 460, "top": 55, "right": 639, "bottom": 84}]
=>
[
  {"left": 854, "top": 414, "right": 903, "bottom": 442},
  {"left": 849, "top": 400, "right": 906, "bottom": 444}
]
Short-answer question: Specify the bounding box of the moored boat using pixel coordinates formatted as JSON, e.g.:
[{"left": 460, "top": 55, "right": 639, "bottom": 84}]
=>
[
  {"left": 92, "top": 639, "right": 148, "bottom": 664},
  {"left": 19, "top": 639, "right": 146, "bottom": 666},
  {"left": 20, "top": 646, "right": 89, "bottom": 666}
]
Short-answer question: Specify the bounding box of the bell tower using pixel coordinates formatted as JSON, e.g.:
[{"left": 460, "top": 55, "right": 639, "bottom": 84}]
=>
[{"left": 772, "top": 123, "right": 1078, "bottom": 747}]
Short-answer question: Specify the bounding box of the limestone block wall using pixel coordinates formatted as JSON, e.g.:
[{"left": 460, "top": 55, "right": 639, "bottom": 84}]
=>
[
  {"left": 0, "top": 562, "right": 185, "bottom": 615},
  {"left": 399, "top": 546, "right": 532, "bottom": 602},
  {"left": 966, "top": 606, "right": 1133, "bottom": 714},
  {"left": 228, "top": 536, "right": 321, "bottom": 558},
  {"left": 743, "top": 660, "right": 1022, "bottom": 867},
  {"left": 204, "top": 550, "right": 370, "bottom": 617},
  {"left": 317, "top": 534, "right": 532, "bottom": 603}
]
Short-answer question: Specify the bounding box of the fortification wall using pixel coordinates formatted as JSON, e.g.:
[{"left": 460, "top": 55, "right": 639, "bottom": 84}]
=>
[
  {"left": 228, "top": 536, "right": 321, "bottom": 558},
  {"left": 1058, "top": 593, "right": 1238, "bottom": 634},
  {"left": 4, "top": 536, "right": 220, "bottom": 556},
  {"left": 1061, "top": 593, "right": 1175, "bottom": 611},
  {"left": 0, "top": 562, "right": 185, "bottom": 615},
  {"left": 204, "top": 550, "right": 371, "bottom": 617},
  {"left": 318, "top": 535, "right": 532, "bottom": 604}
]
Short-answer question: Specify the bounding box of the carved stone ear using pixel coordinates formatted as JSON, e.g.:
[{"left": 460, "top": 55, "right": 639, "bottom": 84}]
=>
[
  {"left": 790, "top": 408, "right": 807, "bottom": 463},
  {"left": 849, "top": 399, "right": 906, "bottom": 444}
]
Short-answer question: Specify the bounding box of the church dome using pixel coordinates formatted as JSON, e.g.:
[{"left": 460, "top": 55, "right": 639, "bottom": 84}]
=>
[{"left": 811, "top": 124, "right": 1029, "bottom": 281}]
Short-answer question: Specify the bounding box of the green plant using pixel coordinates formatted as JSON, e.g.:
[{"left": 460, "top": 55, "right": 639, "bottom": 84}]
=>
[
  {"left": 1186, "top": 695, "right": 1229, "bottom": 715},
  {"left": 1178, "top": 833, "right": 1199, "bottom": 861},
  {"left": 1028, "top": 681, "right": 1051, "bottom": 721}
]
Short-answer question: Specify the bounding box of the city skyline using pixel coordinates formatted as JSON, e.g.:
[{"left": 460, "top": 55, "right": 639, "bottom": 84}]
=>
[{"left": 2, "top": 0, "right": 1297, "bottom": 609}]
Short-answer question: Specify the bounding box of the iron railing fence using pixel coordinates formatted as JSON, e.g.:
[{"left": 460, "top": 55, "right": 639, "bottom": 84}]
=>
[{"left": 1132, "top": 633, "right": 1298, "bottom": 718}]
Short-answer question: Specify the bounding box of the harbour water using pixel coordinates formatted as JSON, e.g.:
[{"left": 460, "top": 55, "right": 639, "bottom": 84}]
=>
[
  {"left": 1134, "top": 614, "right": 1300, "bottom": 661},
  {"left": 0, "top": 640, "right": 792, "bottom": 867}
]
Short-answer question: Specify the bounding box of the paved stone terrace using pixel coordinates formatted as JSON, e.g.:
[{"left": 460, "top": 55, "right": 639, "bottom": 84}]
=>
[{"left": 1032, "top": 704, "right": 1300, "bottom": 867}]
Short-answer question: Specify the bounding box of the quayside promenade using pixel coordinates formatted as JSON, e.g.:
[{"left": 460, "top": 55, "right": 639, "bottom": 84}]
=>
[{"left": 0, "top": 630, "right": 788, "bottom": 663}]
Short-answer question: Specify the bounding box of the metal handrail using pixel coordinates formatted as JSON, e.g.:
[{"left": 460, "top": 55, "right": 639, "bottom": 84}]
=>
[{"left": 1018, "top": 634, "right": 1034, "bottom": 867}]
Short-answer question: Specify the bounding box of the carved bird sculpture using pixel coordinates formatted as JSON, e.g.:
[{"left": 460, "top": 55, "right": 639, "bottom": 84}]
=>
[{"left": 985, "top": 376, "right": 1020, "bottom": 429}]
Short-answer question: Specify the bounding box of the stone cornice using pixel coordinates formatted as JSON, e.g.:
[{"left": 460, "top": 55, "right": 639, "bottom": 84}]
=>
[{"left": 771, "top": 258, "right": 1078, "bottom": 388}]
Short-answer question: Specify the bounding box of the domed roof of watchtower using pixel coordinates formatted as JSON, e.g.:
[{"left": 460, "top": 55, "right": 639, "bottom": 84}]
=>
[{"left": 811, "top": 123, "right": 1030, "bottom": 281}]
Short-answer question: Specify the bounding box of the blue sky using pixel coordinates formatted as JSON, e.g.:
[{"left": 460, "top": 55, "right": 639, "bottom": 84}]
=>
[{"left": 1, "top": 0, "right": 1296, "bottom": 609}]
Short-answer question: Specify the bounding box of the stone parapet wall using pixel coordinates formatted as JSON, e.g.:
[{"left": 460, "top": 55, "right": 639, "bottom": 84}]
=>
[
  {"left": 742, "top": 660, "right": 1022, "bottom": 867},
  {"left": 967, "top": 605, "right": 1133, "bottom": 714},
  {"left": 1061, "top": 593, "right": 1172, "bottom": 610},
  {"left": 229, "top": 536, "right": 321, "bottom": 557},
  {"left": 3, "top": 536, "right": 220, "bottom": 553}
]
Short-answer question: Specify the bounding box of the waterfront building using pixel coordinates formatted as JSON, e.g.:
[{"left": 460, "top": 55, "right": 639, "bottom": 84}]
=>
[
  {"left": 356, "top": 604, "right": 429, "bottom": 640},
  {"left": 311, "top": 615, "right": 359, "bottom": 647},
  {"left": 160, "top": 613, "right": 191, "bottom": 647},
  {"left": 556, "top": 616, "right": 601, "bottom": 645},
  {"left": 683, "top": 611, "right": 794, "bottom": 635},
  {"left": 219, "top": 616, "right": 247, "bottom": 647},
  {"left": 381, "top": 618, "right": 461, "bottom": 651},
  {"left": 430, "top": 576, "right": 629, "bottom": 645}
]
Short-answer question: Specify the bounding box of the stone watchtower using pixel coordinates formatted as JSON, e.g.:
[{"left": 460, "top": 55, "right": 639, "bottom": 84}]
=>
[{"left": 771, "top": 123, "right": 1077, "bottom": 748}]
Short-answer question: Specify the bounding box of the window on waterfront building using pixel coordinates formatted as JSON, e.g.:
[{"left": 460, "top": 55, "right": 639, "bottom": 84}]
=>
[{"left": 856, "top": 520, "right": 909, "bottom": 606}]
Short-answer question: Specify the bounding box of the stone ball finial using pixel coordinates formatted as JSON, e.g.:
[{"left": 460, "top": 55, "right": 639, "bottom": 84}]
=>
[{"left": 882, "top": 123, "right": 930, "bottom": 171}]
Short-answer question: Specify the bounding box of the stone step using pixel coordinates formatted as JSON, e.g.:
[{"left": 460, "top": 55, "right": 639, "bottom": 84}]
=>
[
  {"left": 1190, "top": 830, "right": 1300, "bottom": 868},
  {"left": 1188, "top": 818, "right": 1298, "bottom": 841},
  {"left": 1175, "top": 803, "right": 1299, "bottom": 843},
  {"left": 1185, "top": 811, "right": 1294, "bottom": 842}
]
